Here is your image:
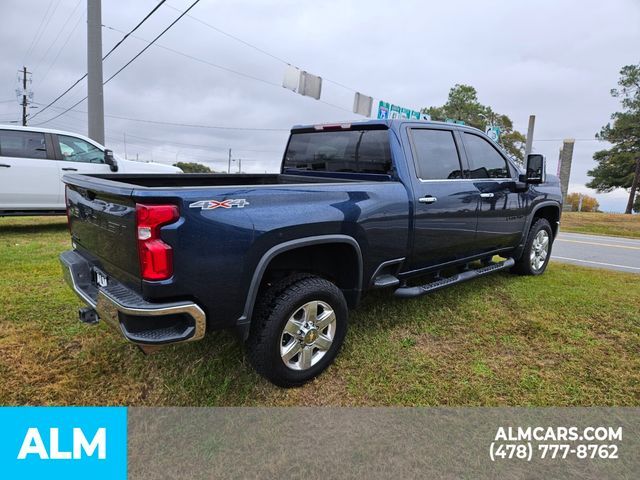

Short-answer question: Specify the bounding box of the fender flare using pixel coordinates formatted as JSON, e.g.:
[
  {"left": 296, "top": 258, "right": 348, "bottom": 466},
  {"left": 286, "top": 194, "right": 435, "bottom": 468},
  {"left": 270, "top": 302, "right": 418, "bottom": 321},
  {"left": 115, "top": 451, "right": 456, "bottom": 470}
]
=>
[
  {"left": 526, "top": 201, "right": 561, "bottom": 235},
  {"left": 237, "top": 234, "right": 363, "bottom": 329},
  {"left": 514, "top": 201, "right": 561, "bottom": 259}
]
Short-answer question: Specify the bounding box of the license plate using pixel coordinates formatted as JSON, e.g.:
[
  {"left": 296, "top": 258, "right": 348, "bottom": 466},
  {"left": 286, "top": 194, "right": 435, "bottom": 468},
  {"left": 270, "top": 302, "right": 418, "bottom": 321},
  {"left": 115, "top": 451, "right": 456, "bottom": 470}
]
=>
[{"left": 94, "top": 269, "right": 109, "bottom": 288}]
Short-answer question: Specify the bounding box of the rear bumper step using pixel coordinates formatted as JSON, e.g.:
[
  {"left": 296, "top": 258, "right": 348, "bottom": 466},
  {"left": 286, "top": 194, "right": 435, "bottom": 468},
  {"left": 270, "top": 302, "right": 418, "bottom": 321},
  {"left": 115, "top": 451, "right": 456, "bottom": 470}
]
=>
[
  {"left": 60, "top": 250, "right": 206, "bottom": 350},
  {"left": 393, "top": 258, "right": 515, "bottom": 299}
]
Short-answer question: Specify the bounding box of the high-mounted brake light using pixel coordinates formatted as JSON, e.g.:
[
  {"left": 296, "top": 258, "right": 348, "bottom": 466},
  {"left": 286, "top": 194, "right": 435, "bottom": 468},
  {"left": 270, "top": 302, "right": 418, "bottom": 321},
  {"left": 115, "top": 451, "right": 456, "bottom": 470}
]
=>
[
  {"left": 313, "top": 123, "right": 352, "bottom": 131},
  {"left": 136, "top": 204, "right": 179, "bottom": 281}
]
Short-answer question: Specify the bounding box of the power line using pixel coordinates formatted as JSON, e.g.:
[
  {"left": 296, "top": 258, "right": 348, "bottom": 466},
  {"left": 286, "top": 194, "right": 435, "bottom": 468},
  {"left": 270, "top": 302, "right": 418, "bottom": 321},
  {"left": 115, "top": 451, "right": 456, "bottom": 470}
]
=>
[
  {"left": 164, "top": 1, "right": 290, "bottom": 65},
  {"left": 34, "top": 1, "right": 355, "bottom": 126},
  {"left": 38, "top": 106, "right": 608, "bottom": 145},
  {"left": 32, "top": 0, "right": 83, "bottom": 74},
  {"left": 39, "top": 8, "right": 85, "bottom": 86},
  {"left": 162, "top": 1, "right": 360, "bottom": 93},
  {"left": 101, "top": 24, "right": 354, "bottom": 115},
  {"left": 102, "top": 0, "right": 199, "bottom": 84},
  {"left": 118, "top": 132, "right": 282, "bottom": 153},
  {"left": 25, "top": 0, "right": 63, "bottom": 64},
  {"left": 31, "top": 0, "right": 171, "bottom": 121},
  {"left": 33, "top": 101, "right": 289, "bottom": 131},
  {"left": 34, "top": 0, "right": 201, "bottom": 126},
  {"left": 23, "top": 0, "right": 55, "bottom": 63},
  {"left": 102, "top": 25, "right": 281, "bottom": 88},
  {"left": 102, "top": 0, "right": 167, "bottom": 62}
]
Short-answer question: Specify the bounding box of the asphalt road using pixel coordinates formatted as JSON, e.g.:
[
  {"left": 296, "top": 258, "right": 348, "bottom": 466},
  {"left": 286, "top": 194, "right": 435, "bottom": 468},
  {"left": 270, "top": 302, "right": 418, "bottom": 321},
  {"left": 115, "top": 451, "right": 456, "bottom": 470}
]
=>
[{"left": 552, "top": 232, "right": 640, "bottom": 274}]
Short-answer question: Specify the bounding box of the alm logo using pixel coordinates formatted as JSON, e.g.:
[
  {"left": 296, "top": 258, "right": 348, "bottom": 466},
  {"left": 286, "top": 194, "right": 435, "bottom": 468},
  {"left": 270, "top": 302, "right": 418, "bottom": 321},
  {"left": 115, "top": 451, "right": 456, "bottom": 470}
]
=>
[{"left": 17, "top": 427, "right": 107, "bottom": 460}]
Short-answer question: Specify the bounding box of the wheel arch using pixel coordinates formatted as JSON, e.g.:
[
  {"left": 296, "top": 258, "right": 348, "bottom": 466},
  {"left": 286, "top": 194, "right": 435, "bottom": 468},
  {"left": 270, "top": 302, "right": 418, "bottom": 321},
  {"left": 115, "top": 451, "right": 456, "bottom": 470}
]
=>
[
  {"left": 237, "top": 235, "right": 363, "bottom": 334},
  {"left": 530, "top": 202, "right": 561, "bottom": 238},
  {"left": 513, "top": 201, "right": 561, "bottom": 261}
]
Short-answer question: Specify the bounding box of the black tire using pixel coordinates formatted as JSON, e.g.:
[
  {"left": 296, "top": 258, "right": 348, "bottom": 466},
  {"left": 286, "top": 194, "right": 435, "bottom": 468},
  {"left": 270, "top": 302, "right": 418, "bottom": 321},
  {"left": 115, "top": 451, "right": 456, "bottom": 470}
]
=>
[
  {"left": 512, "top": 218, "right": 553, "bottom": 275},
  {"left": 246, "top": 275, "right": 348, "bottom": 387}
]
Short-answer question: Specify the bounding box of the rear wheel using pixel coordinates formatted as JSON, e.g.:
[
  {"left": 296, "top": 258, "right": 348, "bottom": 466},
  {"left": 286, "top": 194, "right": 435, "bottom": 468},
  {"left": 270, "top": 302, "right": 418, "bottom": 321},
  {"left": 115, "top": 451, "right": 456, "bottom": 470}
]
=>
[
  {"left": 246, "top": 275, "right": 348, "bottom": 387},
  {"left": 512, "top": 218, "right": 553, "bottom": 275}
]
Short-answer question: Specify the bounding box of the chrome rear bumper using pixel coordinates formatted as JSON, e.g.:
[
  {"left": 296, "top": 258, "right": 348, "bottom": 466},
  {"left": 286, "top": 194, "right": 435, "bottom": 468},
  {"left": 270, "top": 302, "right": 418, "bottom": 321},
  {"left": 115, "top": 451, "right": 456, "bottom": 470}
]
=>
[{"left": 60, "top": 250, "right": 206, "bottom": 351}]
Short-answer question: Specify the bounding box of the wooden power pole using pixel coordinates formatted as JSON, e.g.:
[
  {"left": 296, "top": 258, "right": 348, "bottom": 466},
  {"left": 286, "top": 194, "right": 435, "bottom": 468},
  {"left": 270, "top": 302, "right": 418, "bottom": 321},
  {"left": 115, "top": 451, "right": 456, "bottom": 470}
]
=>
[{"left": 20, "top": 66, "right": 29, "bottom": 126}]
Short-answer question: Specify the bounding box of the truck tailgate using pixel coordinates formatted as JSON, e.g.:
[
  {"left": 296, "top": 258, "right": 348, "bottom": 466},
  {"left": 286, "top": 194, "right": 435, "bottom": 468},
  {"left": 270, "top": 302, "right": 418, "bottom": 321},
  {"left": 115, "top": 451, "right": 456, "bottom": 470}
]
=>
[{"left": 66, "top": 181, "right": 140, "bottom": 288}]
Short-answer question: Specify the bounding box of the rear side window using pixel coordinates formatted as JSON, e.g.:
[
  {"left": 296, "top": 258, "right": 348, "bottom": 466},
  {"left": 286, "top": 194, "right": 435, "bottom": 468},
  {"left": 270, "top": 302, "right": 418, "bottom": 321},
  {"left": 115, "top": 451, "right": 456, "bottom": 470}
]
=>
[
  {"left": 0, "top": 130, "right": 47, "bottom": 159},
  {"left": 411, "top": 129, "right": 463, "bottom": 180},
  {"left": 463, "top": 133, "right": 510, "bottom": 179},
  {"left": 284, "top": 129, "right": 392, "bottom": 175}
]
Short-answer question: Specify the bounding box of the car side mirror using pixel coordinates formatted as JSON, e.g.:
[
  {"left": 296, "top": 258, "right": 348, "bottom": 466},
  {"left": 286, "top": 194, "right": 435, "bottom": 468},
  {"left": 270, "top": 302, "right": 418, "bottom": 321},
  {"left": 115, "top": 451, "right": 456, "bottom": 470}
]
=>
[
  {"left": 104, "top": 149, "right": 118, "bottom": 172},
  {"left": 524, "top": 153, "right": 545, "bottom": 184}
]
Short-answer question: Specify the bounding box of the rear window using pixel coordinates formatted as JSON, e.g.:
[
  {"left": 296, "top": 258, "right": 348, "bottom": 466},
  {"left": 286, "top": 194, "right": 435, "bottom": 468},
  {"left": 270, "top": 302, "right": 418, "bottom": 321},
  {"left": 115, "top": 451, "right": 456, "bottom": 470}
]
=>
[{"left": 284, "top": 129, "right": 392, "bottom": 175}]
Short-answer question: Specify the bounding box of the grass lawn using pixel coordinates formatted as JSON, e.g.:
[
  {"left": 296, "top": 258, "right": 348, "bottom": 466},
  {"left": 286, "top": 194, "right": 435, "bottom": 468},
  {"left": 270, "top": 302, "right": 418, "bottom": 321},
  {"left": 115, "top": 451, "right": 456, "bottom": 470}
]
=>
[
  {"left": 561, "top": 211, "right": 640, "bottom": 238},
  {"left": 1, "top": 216, "right": 638, "bottom": 406}
]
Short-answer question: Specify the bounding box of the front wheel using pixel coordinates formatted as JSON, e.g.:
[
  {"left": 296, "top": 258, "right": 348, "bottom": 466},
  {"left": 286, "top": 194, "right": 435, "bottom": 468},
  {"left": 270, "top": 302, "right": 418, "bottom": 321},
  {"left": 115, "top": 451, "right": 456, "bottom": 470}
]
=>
[
  {"left": 246, "top": 275, "right": 348, "bottom": 387},
  {"left": 512, "top": 218, "right": 553, "bottom": 275}
]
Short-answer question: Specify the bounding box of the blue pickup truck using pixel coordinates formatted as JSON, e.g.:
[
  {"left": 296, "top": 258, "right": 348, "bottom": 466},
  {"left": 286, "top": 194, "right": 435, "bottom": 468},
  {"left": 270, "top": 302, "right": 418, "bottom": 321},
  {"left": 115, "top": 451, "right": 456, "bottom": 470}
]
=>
[{"left": 60, "top": 119, "right": 562, "bottom": 386}]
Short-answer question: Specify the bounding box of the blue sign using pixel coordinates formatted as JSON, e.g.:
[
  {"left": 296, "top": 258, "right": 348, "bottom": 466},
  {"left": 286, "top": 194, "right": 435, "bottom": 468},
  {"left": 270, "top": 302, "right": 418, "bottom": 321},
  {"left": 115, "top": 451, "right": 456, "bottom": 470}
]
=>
[
  {"left": 378, "top": 100, "right": 423, "bottom": 121},
  {"left": 377, "top": 101, "right": 390, "bottom": 119}
]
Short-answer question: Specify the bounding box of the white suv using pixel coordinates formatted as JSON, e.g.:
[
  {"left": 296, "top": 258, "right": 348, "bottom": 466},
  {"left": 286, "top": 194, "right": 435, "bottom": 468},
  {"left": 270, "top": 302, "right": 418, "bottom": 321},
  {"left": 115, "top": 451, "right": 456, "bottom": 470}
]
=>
[{"left": 0, "top": 125, "right": 182, "bottom": 215}]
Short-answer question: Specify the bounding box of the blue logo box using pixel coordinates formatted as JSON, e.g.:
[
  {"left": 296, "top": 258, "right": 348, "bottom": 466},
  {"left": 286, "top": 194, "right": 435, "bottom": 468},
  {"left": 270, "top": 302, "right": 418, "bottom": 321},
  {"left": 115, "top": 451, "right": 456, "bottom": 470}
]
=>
[{"left": 0, "top": 407, "right": 127, "bottom": 480}]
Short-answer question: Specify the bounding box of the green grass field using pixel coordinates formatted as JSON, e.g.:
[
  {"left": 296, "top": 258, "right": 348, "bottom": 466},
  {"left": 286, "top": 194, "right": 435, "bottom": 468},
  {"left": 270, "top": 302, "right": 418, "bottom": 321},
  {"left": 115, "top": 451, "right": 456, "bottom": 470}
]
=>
[
  {"left": 562, "top": 211, "right": 640, "bottom": 238},
  {"left": 1, "top": 216, "right": 638, "bottom": 406}
]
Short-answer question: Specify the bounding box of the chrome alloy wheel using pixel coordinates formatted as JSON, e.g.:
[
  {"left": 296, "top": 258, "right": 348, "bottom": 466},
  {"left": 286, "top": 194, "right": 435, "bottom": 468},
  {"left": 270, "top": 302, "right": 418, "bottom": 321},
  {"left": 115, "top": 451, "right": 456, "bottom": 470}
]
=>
[
  {"left": 530, "top": 230, "right": 550, "bottom": 271},
  {"left": 280, "top": 300, "right": 336, "bottom": 371}
]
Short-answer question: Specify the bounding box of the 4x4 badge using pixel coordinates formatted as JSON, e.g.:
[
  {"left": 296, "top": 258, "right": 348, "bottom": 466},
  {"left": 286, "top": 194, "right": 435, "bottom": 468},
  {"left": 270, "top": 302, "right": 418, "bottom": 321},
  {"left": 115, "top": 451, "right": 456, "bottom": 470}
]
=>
[{"left": 189, "top": 199, "right": 250, "bottom": 210}]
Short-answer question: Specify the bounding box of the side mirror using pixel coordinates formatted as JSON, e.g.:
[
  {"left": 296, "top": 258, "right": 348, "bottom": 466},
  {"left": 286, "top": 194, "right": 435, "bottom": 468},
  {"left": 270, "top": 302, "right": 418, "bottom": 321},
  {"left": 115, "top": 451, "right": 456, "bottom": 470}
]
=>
[
  {"left": 104, "top": 149, "right": 118, "bottom": 172},
  {"left": 524, "top": 153, "right": 545, "bottom": 184}
]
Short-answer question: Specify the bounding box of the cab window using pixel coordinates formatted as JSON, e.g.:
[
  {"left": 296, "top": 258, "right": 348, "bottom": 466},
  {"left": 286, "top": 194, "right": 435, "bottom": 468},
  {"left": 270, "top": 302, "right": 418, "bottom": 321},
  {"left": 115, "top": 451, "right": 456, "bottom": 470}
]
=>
[
  {"left": 0, "top": 130, "right": 47, "bottom": 159},
  {"left": 410, "top": 129, "right": 463, "bottom": 180},
  {"left": 58, "top": 135, "right": 104, "bottom": 163},
  {"left": 462, "top": 133, "right": 510, "bottom": 179}
]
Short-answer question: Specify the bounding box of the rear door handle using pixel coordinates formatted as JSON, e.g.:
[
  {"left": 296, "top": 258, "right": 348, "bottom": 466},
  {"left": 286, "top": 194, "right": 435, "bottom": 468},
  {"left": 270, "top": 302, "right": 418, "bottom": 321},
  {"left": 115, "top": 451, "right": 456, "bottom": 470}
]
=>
[
  {"left": 62, "top": 167, "right": 78, "bottom": 171},
  {"left": 418, "top": 196, "right": 437, "bottom": 204},
  {"left": 479, "top": 193, "right": 495, "bottom": 198},
  {"left": 0, "top": 164, "right": 10, "bottom": 168}
]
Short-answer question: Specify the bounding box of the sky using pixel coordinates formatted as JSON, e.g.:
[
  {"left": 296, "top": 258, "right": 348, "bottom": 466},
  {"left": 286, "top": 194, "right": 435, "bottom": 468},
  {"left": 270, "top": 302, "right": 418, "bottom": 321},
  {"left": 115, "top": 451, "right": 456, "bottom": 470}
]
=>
[{"left": 0, "top": 0, "right": 639, "bottom": 212}]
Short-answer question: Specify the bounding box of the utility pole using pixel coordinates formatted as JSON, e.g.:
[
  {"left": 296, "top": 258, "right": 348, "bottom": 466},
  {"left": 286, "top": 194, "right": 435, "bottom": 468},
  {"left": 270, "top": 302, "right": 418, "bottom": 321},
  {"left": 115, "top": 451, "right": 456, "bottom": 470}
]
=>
[
  {"left": 238, "top": 158, "right": 242, "bottom": 173},
  {"left": 21, "top": 66, "right": 29, "bottom": 126},
  {"left": 524, "top": 115, "right": 535, "bottom": 157},
  {"left": 87, "top": 0, "right": 105, "bottom": 144},
  {"left": 228, "top": 148, "right": 232, "bottom": 173},
  {"left": 557, "top": 139, "right": 575, "bottom": 201},
  {"left": 123, "top": 133, "right": 128, "bottom": 159}
]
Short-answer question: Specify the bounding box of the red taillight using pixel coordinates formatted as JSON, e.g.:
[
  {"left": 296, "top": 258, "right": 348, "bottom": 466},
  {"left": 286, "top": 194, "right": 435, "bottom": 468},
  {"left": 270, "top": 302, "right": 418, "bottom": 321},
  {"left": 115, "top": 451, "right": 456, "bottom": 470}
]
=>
[{"left": 136, "top": 204, "right": 179, "bottom": 281}]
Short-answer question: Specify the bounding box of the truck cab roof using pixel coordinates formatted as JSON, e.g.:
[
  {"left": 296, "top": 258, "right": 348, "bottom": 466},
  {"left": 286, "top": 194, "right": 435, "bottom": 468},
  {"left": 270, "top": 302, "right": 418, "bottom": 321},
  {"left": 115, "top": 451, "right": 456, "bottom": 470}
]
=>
[{"left": 291, "top": 118, "right": 489, "bottom": 136}]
